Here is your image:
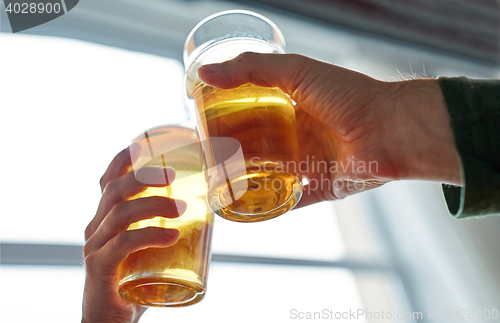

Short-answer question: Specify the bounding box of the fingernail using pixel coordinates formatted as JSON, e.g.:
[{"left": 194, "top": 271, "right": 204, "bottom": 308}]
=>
[
  {"left": 174, "top": 199, "right": 187, "bottom": 215},
  {"left": 136, "top": 167, "right": 175, "bottom": 185},
  {"left": 165, "top": 167, "right": 176, "bottom": 182},
  {"left": 199, "top": 63, "right": 222, "bottom": 73}
]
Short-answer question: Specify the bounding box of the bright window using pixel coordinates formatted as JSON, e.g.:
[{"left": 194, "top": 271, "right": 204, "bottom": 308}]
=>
[{"left": 1, "top": 33, "right": 364, "bottom": 323}]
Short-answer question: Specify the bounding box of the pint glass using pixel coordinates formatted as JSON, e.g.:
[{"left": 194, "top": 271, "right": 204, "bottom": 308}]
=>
[
  {"left": 184, "top": 10, "right": 303, "bottom": 222},
  {"left": 117, "top": 125, "right": 213, "bottom": 307}
]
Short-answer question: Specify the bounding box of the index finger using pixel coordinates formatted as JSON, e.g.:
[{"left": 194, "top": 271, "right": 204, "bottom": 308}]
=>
[{"left": 99, "top": 142, "right": 140, "bottom": 193}]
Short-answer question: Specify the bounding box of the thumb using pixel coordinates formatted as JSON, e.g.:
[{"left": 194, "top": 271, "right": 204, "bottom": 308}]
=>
[
  {"left": 197, "top": 52, "right": 371, "bottom": 133},
  {"left": 197, "top": 52, "right": 325, "bottom": 105}
]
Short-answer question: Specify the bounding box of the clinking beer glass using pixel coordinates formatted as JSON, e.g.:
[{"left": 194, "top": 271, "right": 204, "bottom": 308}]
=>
[
  {"left": 184, "top": 10, "right": 303, "bottom": 222},
  {"left": 117, "top": 124, "right": 213, "bottom": 307}
]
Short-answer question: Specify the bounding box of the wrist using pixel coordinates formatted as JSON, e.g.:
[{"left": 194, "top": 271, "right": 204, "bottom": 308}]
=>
[{"left": 383, "top": 78, "right": 463, "bottom": 186}]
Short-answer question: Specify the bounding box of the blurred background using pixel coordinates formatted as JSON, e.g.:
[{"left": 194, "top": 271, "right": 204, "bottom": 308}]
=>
[{"left": 1, "top": 0, "right": 499, "bottom": 322}]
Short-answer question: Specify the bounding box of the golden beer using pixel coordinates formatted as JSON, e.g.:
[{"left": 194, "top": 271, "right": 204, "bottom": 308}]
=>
[
  {"left": 117, "top": 126, "right": 213, "bottom": 307},
  {"left": 188, "top": 81, "right": 302, "bottom": 222}
]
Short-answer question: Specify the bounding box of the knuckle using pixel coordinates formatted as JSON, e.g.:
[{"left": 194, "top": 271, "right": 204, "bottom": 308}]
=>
[
  {"left": 107, "top": 201, "right": 133, "bottom": 233},
  {"left": 324, "top": 189, "right": 338, "bottom": 201},
  {"left": 289, "top": 53, "right": 304, "bottom": 63},
  {"left": 114, "top": 231, "right": 131, "bottom": 248},
  {"left": 84, "top": 223, "right": 94, "bottom": 241},
  {"left": 237, "top": 51, "right": 254, "bottom": 63},
  {"left": 83, "top": 242, "right": 93, "bottom": 258},
  {"left": 108, "top": 200, "right": 127, "bottom": 221},
  {"left": 99, "top": 174, "right": 107, "bottom": 191},
  {"left": 102, "top": 177, "right": 126, "bottom": 204},
  {"left": 83, "top": 252, "right": 98, "bottom": 273},
  {"left": 105, "top": 177, "right": 119, "bottom": 193}
]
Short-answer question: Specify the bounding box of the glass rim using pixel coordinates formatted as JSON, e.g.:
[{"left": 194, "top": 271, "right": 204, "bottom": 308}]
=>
[
  {"left": 183, "top": 10, "right": 286, "bottom": 70},
  {"left": 131, "top": 122, "right": 197, "bottom": 143}
]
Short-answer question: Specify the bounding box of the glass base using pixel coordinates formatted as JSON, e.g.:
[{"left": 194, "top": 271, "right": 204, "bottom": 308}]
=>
[
  {"left": 210, "top": 172, "right": 303, "bottom": 222},
  {"left": 118, "top": 276, "right": 205, "bottom": 307}
]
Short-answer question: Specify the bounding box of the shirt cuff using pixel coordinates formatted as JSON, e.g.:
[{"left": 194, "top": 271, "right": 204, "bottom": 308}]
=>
[{"left": 438, "top": 76, "right": 500, "bottom": 218}]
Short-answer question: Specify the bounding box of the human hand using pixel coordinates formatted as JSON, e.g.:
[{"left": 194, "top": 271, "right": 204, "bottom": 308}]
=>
[
  {"left": 198, "top": 53, "right": 463, "bottom": 206},
  {"left": 82, "top": 146, "right": 185, "bottom": 323}
]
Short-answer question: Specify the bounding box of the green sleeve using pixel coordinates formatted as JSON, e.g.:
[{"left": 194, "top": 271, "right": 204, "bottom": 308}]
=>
[{"left": 438, "top": 77, "right": 500, "bottom": 218}]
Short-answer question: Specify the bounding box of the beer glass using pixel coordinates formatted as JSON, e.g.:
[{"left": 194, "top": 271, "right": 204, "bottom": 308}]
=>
[
  {"left": 184, "top": 10, "right": 303, "bottom": 223},
  {"left": 117, "top": 124, "right": 213, "bottom": 307}
]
